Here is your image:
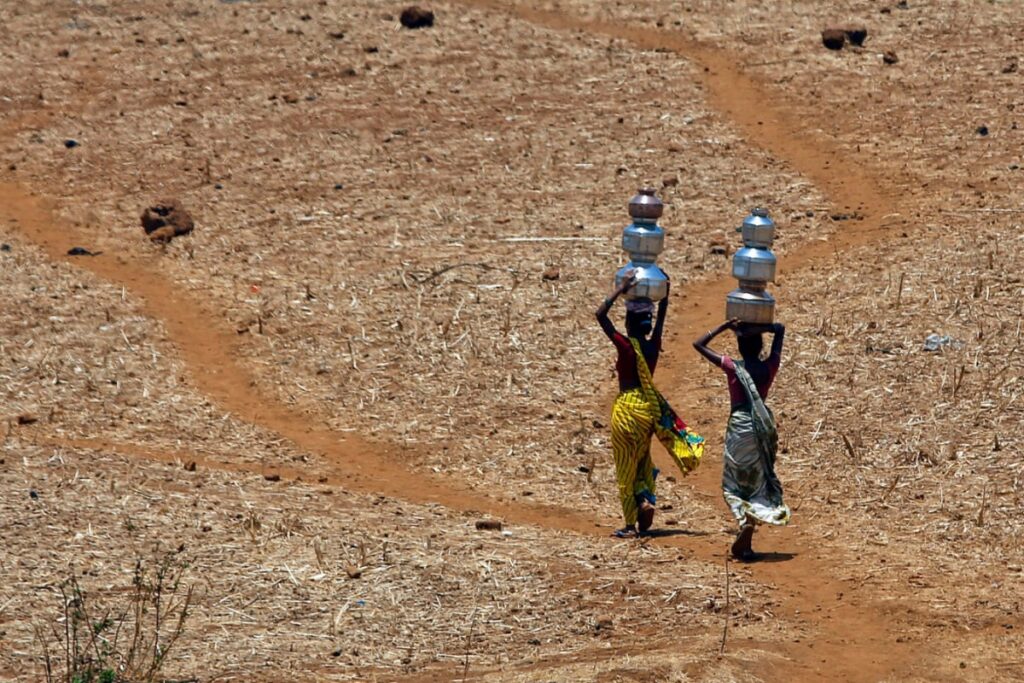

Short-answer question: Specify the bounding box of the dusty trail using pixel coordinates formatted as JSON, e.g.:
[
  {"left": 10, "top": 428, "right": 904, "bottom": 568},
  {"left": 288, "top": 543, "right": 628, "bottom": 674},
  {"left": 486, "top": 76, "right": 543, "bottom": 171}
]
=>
[{"left": 1, "top": 1, "right": 931, "bottom": 680}]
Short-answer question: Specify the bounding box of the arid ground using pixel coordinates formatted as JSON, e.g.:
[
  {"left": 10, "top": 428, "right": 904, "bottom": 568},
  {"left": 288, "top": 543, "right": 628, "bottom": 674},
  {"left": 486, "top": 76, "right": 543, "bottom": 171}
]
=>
[{"left": 2, "top": 1, "right": 1023, "bottom": 681}]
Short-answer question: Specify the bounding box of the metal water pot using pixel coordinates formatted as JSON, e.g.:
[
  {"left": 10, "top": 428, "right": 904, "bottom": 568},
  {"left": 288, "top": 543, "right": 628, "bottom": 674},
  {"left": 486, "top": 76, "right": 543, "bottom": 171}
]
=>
[
  {"left": 617, "top": 187, "right": 669, "bottom": 301},
  {"left": 616, "top": 263, "right": 669, "bottom": 302},
  {"left": 726, "top": 288, "right": 775, "bottom": 324},
  {"left": 731, "top": 246, "right": 777, "bottom": 284},
  {"left": 622, "top": 222, "right": 665, "bottom": 263},
  {"left": 628, "top": 187, "right": 664, "bottom": 221},
  {"left": 738, "top": 207, "right": 775, "bottom": 248}
]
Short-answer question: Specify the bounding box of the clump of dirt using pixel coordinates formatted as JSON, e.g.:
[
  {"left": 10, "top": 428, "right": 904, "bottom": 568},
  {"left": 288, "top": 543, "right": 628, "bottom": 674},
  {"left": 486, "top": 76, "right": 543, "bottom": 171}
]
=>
[
  {"left": 140, "top": 199, "right": 194, "bottom": 242},
  {"left": 845, "top": 26, "right": 868, "bottom": 46},
  {"left": 821, "top": 28, "right": 847, "bottom": 50},
  {"left": 400, "top": 6, "right": 434, "bottom": 29}
]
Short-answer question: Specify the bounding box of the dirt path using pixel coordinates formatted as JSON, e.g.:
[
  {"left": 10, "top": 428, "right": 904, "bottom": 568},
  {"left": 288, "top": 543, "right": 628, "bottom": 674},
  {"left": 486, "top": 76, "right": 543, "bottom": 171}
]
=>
[{"left": 1, "top": 2, "right": 930, "bottom": 680}]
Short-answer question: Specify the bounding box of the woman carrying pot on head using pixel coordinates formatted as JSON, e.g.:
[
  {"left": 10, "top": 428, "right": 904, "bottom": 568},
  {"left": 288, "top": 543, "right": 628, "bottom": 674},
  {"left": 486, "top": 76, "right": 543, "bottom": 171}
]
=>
[
  {"left": 595, "top": 270, "right": 704, "bottom": 539},
  {"left": 693, "top": 319, "right": 790, "bottom": 560}
]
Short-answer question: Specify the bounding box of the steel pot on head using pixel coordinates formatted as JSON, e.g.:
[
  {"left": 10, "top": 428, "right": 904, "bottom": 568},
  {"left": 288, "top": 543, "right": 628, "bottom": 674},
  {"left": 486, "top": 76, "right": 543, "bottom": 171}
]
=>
[
  {"left": 628, "top": 187, "right": 664, "bottom": 221},
  {"left": 616, "top": 262, "right": 669, "bottom": 302},
  {"left": 738, "top": 207, "right": 775, "bottom": 248},
  {"left": 725, "top": 287, "right": 775, "bottom": 324},
  {"left": 622, "top": 222, "right": 665, "bottom": 262},
  {"left": 731, "top": 246, "right": 777, "bottom": 283}
]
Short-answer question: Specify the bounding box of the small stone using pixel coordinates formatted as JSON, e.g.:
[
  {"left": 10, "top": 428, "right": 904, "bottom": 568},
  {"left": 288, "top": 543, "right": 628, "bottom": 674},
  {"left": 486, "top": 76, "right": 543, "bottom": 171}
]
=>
[
  {"left": 475, "top": 519, "right": 502, "bottom": 531},
  {"left": 400, "top": 6, "right": 434, "bottom": 29},
  {"left": 821, "top": 28, "right": 846, "bottom": 50},
  {"left": 184, "top": 461, "right": 197, "bottom": 472},
  {"left": 977, "top": 125, "right": 989, "bottom": 137},
  {"left": 577, "top": 464, "right": 591, "bottom": 473},
  {"left": 333, "top": 183, "right": 344, "bottom": 190},
  {"left": 345, "top": 565, "right": 362, "bottom": 579},
  {"left": 66, "top": 246, "right": 97, "bottom": 256},
  {"left": 0, "top": 244, "right": 11, "bottom": 252},
  {"left": 264, "top": 473, "right": 281, "bottom": 482},
  {"left": 328, "top": 31, "right": 345, "bottom": 40},
  {"left": 1002, "top": 58, "right": 1018, "bottom": 74},
  {"left": 17, "top": 414, "right": 38, "bottom": 425},
  {"left": 542, "top": 266, "right": 560, "bottom": 281},
  {"left": 662, "top": 175, "right": 679, "bottom": 188},
  {"left": 883, "top": 50, "right": 899, "bottom": 65},
  {"left": 63, "top": 139, "right": 79, "bottom": 148},
  {"left": 29, "top": 489, "right": 39, "bottom": 500},
  {"left": 57, "top": 49, "right": 70, "bottom": 58}
]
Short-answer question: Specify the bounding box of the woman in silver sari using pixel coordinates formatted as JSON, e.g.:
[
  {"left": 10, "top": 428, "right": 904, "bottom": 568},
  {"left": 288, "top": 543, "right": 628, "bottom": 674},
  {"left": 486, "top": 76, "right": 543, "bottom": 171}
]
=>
[{"left": 693, "top": 319, "right": 790, "bottom": 561}]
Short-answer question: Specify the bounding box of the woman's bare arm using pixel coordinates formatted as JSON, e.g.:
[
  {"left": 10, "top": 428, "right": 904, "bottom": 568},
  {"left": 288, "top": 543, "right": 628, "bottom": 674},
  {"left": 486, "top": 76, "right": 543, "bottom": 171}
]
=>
[{"left": 692, "top": 319, "right": 738, "bottom": 367}]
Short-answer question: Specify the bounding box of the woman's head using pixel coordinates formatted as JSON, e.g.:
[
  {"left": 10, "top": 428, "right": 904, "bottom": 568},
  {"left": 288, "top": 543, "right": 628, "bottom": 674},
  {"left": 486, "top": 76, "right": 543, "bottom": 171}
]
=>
[
  {"left": 736, "top": 330, "right": 763, "bottom": 361},
  {"left": 625, "top": 299, "right": 655, "bottom": 338}
]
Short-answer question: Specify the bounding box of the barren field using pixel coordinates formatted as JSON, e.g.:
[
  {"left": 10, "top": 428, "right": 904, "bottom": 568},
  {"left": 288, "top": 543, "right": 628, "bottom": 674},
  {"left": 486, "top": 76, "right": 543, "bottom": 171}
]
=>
[{"left": 1, "top": 1, "right": 1022, "bottom": 681}]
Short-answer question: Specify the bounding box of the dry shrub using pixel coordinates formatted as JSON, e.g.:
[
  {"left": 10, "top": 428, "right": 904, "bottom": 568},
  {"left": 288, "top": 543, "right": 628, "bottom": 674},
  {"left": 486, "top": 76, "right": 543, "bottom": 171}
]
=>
[{"left": 34, "top": 550, "right": 194, "bottom": 683}]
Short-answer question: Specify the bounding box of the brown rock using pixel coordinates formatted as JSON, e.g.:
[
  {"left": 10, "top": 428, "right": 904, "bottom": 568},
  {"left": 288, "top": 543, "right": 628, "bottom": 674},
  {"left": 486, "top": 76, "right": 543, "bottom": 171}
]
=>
[
  {"left": 1002, "top": 58, "right": 1018, "bottom": 74},
  {"left": 264, "top": 473, "right": 281, "bottom": 482},
  {"left": 140, "top": 199, "right": 194, "bottom": 242},
  {"left": 821, "top": 28, "right": 846, "bottom": 50},
  {"left": 662, "top": 175, "right": 679, "bottom": 188},
  {"left": 16, "top": 414, "right": 38, "bottom": 425},
  {"left": 400, "top": 6, "right": 434, "bottom": 29},
  {"left": 542, "top": 266, "right": 560, "bottom": 281},
  {"left": 475, "top": 519, "right": 502, "bottom": 531},
  {"left": 184, "top": 461, "right": 197, "bottom": 472},
  {"left": 844, "top": 26, "right": 868, "bottom": 46},
  {"left": 883, "top": 50, "right": 899, "bottom": 65}
]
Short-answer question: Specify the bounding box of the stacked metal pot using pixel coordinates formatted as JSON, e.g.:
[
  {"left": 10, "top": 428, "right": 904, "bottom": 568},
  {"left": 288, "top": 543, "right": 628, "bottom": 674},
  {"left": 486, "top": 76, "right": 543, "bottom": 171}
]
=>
[
  {"left": 614, "top": 188, "right": 669, "bottom": 301},
  {"left": 725, "top": 208, "right": 777, "bottom": 323}
]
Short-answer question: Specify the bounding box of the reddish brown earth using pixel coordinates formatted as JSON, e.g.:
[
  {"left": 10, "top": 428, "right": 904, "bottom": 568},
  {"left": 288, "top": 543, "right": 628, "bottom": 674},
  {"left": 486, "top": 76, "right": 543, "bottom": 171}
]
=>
[{"left": 2, "top": 1, "right": 1022, "bottom": 681}]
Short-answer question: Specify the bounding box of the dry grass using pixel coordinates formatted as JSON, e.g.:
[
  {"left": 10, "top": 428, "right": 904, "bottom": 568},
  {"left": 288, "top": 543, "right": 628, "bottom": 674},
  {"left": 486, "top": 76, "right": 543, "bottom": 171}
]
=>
[
  {"left": 2, "top": 0, "right": 1024, "bottom": 680},
  {"left": 0, "top": 438, "right": 773, "bottom": 681}
]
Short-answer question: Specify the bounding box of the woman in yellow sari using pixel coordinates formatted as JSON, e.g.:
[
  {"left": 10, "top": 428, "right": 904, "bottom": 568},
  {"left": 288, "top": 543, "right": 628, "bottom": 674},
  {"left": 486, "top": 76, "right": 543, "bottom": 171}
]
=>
[{"left": 596, "top": 271, "right": 704, "bottom": 538}]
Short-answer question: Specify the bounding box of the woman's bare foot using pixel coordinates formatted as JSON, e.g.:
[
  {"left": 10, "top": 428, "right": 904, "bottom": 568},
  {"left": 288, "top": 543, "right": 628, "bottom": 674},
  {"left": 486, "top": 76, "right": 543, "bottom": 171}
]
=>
[
  {"left": 731, "top": 524, "right": 756, "bottom": 561},
  {"left": 637, "top": 500, "right": 656, "bottom": 532}
]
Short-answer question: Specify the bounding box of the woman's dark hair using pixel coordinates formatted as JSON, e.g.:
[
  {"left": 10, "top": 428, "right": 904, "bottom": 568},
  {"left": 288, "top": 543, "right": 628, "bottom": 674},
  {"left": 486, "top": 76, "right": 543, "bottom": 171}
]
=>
[
  {"left": 625, "top": 310, "right": 652, "bottom": 337},
  {"left": 737, "top": 332, "right": 763, "bottom": 360}
]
